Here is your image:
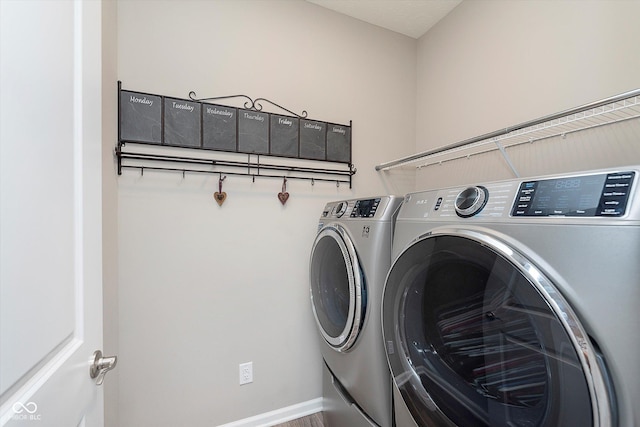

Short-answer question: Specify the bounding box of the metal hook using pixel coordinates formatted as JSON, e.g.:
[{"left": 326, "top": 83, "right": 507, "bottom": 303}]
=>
[
  {"left": 311, "top": 178, "right": 315, "bottom": 186},
  {"left": 141, "top": 167, "right": 144, "bottom": 176},
  {"left": 214, "top": 173, "right": 228, "bottom": 206},
  {"left": 218, "top": 173, "right": 227, "bottom": 193},
  {"left": 336, "top": 180, "right": 340, "bottom": 188}
]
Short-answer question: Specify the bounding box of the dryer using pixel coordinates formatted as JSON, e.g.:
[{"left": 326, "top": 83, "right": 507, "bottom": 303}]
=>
[
  {"left": 382, "top": 166, "right": 639, "bottom": 427},
  {"left": 310, "top": 196, "right": 402, "bottom": 427}
]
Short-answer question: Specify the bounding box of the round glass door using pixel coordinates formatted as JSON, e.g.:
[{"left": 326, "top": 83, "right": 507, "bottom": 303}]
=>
[
  {"left": 382, "top": 229, "right": 612, "bottom": 427},
  {"left": 310, "top": 224, "right": 365, "bottom": 352}
]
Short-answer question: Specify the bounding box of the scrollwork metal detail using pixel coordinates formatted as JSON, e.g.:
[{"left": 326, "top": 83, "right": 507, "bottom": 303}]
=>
[{"left": 188, "top": 91, "right": 308, "bottom": 118}]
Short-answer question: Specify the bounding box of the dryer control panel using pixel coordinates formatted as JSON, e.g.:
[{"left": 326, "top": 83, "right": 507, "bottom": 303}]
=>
[
  {"left": 400, "top": 166, "right": 639, "bottom": 221},
  {"left": 511, "top": 171, "right": 635, "bottom": 217}
]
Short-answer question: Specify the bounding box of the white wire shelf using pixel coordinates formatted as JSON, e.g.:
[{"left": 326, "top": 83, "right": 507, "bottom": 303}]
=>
[{"left": 375, "top": 89, "right": 640, "bottom": 174}]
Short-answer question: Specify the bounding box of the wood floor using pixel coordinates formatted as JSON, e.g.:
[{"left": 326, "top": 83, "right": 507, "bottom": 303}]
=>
[{"left": 272, "top": 412, "right": 324, "bottom": 427}]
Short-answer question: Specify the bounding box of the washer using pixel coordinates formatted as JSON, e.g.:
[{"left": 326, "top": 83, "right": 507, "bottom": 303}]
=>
[
  {"left": 382, "top": 166, "right": 640, "bottom": 427},
  {"left": 310, "top": 196, "right": 403, "bottom": 427}
]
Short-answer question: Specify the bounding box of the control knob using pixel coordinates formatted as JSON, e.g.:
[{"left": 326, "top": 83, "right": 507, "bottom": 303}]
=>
[
  {"left": 334, "top": 202, "right": 348, "bottom": 218},
  {"left": 455, "top": 186, "right": 489, "bottom": 217}
]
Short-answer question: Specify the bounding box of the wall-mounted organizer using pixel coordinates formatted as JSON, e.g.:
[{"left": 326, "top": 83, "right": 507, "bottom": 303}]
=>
[
  {"left": 376, "top": 89, "right": 640, "bottom": 177},
  {"left": 116, "top": 81, "right": 356, "bottom": 187}
]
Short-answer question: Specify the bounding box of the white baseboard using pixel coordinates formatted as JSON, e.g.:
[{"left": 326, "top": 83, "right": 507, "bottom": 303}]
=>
[{"left": 218, "top": 397, "right": 323, "bottom": 427}]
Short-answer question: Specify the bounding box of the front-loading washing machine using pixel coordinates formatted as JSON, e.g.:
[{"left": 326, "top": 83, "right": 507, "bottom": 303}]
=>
[
  {"left": 382, "top": 166, "right": 639, "bottom": 427},
  {"left": 310, "top": 196, "right": 402, "bottom": 427}
]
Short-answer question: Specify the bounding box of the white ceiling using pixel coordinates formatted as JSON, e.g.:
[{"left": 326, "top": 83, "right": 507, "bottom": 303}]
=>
[{"left": 306, "top": 0, "right": 462, "bottom": 39}]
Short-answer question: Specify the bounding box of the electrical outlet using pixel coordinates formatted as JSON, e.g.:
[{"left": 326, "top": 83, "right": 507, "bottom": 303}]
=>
[{"left": 239, "top": 362, "right": 253, "bottom": 385}]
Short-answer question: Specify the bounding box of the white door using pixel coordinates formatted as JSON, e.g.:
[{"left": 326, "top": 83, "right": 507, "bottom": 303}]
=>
[{"left": 0, "top": 1, "right": 109, "bottom": 426}]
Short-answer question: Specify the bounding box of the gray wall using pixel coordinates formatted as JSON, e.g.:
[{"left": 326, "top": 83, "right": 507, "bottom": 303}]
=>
[
  {"left": 413, "top": 0, "right": 640, "bottom": 188},
  {"left": 108, "top": 0, "right": 640, "bottom": 425},
  {"left": 114, "top": 1, "right": 416, "bottom": 425}
]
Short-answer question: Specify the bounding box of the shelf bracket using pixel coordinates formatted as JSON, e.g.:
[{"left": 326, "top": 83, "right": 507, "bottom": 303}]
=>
[{"left": 493, "top": 138, "right": 520, "bottom": 178}]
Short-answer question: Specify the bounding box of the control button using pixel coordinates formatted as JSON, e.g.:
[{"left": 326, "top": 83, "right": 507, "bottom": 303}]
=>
[
  {"left": 604, "top": 182, "right": 631, "bottom": 189},
  {"left": 455, "top": 186, "right": 489, "bottom": 218},
  {"left": 599, "top": 208, "right": 624, "bottom": 216},
  {"left": 603, "top": 190, "right": 628, "bottom": 196},
  {"left": 606, "top": 173, "right": 634, "bottom": 183},
  {"left": 597, "top": 171, "right": 635, "bottom": 217},
  {"left": 350, "top": 201, "right": 358, "bottom": 217},
  {"left": 434, "top": 197, "right": 443, "bottom": 211}
]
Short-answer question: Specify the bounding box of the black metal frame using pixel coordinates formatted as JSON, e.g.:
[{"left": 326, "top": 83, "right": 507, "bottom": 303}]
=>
[
  {"left": 116, "top": 142, "right": 355, "bottom": 187},
  {"left": 189, "top": 91, "right": 309, "bottom": 119},
  {"left": 117, "top": 81, "right": 356, "bottom": 187}
]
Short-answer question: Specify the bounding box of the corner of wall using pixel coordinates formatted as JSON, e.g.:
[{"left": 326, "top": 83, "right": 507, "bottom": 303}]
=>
[{"left": 101, "top": 0, "right": 119, "bottom": 426}]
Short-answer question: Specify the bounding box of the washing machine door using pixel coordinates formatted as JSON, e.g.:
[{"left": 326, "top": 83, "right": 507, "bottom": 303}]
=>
[
  {"left": 382, "top": 228, "right": 612, "bottom": 427},
  {"left": 310, "top": 223, "right": 365, "bottom": 352}
]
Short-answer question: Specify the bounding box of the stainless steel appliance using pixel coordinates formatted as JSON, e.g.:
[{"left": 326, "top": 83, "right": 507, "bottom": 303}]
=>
[
  {"left": 383, "top": 166, "right": 639, "bottom": 427},
  {"left": 310, "top": 196, "right": 402, "bottom": 427}
]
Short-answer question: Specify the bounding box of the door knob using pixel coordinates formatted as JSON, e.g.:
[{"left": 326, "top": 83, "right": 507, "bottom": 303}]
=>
[{"left": 90, "top": 350, "right": 117, "bottom": 385}]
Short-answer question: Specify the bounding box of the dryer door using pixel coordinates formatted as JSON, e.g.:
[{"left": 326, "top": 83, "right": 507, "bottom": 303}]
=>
[
  {"left": 382, "top": 228, "right": 612, "bottom": 427},
  {"left": 310, "top": 224, "right": 366, "bottom": 352}
]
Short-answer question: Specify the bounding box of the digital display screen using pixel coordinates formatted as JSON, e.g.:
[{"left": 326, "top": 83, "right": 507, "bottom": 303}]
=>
[
  {"left": 512, "top": 172, "right": 634, "bottom": 217},
  {"left": 351, "top": 198, "right": 380, "bottom": 218},
  {"left": 356, "top": 200, "right": 374, "bottom": 214}
]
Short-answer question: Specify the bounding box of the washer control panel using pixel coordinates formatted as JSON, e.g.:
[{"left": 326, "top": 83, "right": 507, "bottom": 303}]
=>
[
  {"left": 512, "top": 171, "right": 635, "bottom": 217},
  {"left": 321, "top": 197, "right": 393, "bottom": 220}
]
